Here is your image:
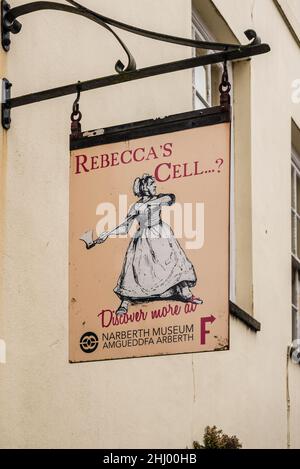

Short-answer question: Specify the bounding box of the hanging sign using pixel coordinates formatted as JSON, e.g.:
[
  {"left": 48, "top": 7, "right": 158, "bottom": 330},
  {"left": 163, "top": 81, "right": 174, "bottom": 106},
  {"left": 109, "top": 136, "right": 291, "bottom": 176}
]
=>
[{"left": 69, "top": 107, "right": 231, "bottom": 362}]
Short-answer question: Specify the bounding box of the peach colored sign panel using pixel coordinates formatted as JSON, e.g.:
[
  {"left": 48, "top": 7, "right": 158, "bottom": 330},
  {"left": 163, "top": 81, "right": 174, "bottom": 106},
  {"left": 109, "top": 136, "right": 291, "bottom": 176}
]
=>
[{"left": 69, "top": 119, "right": 230, "bottom": 362}]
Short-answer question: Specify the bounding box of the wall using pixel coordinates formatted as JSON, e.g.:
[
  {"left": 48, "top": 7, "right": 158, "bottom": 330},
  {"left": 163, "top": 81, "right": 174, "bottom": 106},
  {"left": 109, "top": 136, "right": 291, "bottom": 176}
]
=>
[
  {"left": 0, "top": 0, "right": 299, "bottom": 448},
  {"left": 0, "top": 10, "right": 7, "bottom": 367},
  {"left": 212, "top": 0, "right": 300, "bottom": 448}
]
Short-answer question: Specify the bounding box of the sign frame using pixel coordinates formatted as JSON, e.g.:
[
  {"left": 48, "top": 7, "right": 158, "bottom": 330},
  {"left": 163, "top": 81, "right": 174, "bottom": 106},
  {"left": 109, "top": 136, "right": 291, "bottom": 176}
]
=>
[
  {"left": 69, "top": 105, "right": 231, "bottom": 363},
  {"left": 70, "top": 106, "right": 230, "bottom": 151}
]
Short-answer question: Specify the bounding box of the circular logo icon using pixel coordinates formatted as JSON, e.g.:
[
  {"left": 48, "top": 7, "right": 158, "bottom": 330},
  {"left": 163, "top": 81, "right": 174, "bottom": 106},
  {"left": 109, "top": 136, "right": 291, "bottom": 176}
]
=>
[{"left": 80, "top": 332, "right": 99, "bottom": 353}]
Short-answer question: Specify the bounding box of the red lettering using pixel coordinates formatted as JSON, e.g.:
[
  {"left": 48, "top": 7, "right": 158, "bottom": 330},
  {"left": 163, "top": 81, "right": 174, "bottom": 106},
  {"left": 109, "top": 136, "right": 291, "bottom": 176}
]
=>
[
  {"left": 185, "top": 302, "right": 198, "bottom": 314},
  {"left": 200, "top": 316, "right": 216, "bottom": 345},
  {"left": 194, "top": 161, "right": 203, "bottom": 176},
  {"left": 100, "top": 154, "right": 110, "bottom": 168},
  {"left": 163, "top": 143, "right": 173, "bottom": 157},
  {"left": 183, "top": 162, "right": 192, "bottom": 178},
  {"left": 111, "top": 152, "right": 119, "bottom": 167},
  {"left": 150, "top": 303, "right": 180, "bottom": 319},
  {"left": 75, "top": 154, "right": 89, "bottom": 174},
  {"left": 133, "top": 147, "right": 145, "bottom": 162},
  {"left": 98, "top": 308, "right": 148, "bottom": 327},
  {"left": 151, "top": 308, "right": 163, "bottom": 319},
  {"left": 137, "top": 309, "right": 148, "bottom": 321},
  {"left": 173, "top": 164, "right": 182, "bottom": 179},
  {"left": 172, "top": 305, "right": 181, "bottom": 315},
  {"left": 146, "top": 146, "right": 158, "bottom": 160},
  {"left": 154, "top": 162, "right": 171, "bottom": 182},
  {"left": 90, "top": 156, "right": 99, "bottom": 171},
  {"left": 120, "top": 149, "right": 132, "bottom": 164},
  {"left": 98, "top": 309, "right": 113, "bottom": 328}
]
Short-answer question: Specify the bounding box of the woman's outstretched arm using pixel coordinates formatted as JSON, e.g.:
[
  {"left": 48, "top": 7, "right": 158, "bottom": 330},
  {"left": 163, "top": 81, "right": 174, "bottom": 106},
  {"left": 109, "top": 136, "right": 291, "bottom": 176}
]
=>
[
  {"left": 157, "top": 194, "right": 176, "bottom": 206},
  {"left": 109, "top": 212, "right": 137, "bottom": 236},
  {"left": 97, "top": 205, "right": 138, "bottom": 242}
]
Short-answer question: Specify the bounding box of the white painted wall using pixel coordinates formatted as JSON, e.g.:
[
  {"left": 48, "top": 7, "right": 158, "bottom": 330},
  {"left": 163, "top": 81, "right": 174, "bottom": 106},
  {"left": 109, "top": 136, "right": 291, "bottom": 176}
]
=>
[{"left": 0, "top": 0, "right": 299, "bottom": 448}]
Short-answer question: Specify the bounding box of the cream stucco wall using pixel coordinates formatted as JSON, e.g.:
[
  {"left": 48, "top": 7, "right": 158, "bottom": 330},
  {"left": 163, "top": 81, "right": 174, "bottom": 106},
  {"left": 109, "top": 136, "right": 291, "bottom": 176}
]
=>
[{"left": 0, "top": 0, "right": 300, "bottom": 449}]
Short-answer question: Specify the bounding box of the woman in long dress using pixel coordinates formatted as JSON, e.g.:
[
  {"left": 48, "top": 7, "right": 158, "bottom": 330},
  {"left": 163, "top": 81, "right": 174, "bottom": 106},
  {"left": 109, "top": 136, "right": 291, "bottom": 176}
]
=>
[{"left": 98, "top": 174, "right": 202, "bottom": 315}]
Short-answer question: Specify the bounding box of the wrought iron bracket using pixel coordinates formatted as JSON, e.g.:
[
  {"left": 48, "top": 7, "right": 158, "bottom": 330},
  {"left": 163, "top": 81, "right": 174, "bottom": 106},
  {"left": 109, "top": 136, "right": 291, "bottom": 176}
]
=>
[
  {"left": 2, "top": 78, "right": 11, "bottom": 129},
  {"left": 1, "top": 0, "right": 12, "bottom": 50},
  {"left": 1, "top": 0, "right": 137, "bottom": 72},
  {"left": 1, "top": 0, "right": 271, "bottom": 129},
  {"left": 2, "top": 0, "right": 262, "bottom": 56}
]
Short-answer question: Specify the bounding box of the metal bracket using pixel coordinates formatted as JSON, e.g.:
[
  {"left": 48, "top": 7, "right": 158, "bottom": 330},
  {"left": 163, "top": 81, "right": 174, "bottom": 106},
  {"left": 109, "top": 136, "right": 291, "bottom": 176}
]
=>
[
  {"left": 1, "top": 0, "right": 10, "bottom": 51},
  {"left": 1, "top": 40, "right": 270, "bottom": 130},
  {"left": 2, "top": 78, "right": 11, "bottom": 129},
  {"left": 1, "top": 0, "right": 136, "bottom": 72},
  {"left": 0, "top": 1, "right": 271, "bottom": 129},
  {"left": 1, "top": 1, "right": 261, "bottom": 58},
  {"left": 1, "top": 1, "right": 21, "bottom": 51},
  {"left": 1, "top": 0, "right": 10, "bottom": 50}
]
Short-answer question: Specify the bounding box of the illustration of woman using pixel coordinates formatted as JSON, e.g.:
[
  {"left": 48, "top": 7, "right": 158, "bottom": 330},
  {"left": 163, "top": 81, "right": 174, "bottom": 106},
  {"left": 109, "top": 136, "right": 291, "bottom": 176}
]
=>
[{"left": 97, "top": 174, "right": 203, "bottom": 315}]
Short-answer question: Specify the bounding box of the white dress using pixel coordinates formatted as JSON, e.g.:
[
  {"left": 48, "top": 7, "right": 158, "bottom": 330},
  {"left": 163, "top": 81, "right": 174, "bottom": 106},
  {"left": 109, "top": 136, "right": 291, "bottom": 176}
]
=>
[{"left": 114, "top": 194, "right": 197, "bottom": 301}]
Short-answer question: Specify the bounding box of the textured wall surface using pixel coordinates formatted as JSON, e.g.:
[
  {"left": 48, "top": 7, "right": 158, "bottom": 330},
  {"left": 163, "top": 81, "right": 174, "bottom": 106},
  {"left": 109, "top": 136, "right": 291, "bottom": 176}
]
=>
[{"left": 0, "top": 0, "right": 299, "bottom": 449}]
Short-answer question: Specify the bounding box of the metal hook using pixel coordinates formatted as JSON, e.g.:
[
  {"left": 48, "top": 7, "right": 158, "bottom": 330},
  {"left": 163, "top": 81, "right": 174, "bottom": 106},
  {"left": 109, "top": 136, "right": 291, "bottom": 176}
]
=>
[
  {"left": 70, "top": 81, "right": 82, "bottom": 139},
  {"left": 219, "top": 60, "right": 231, "bottom": 108},
  {"left": 72, "top": 81, "right": 82, "bottom": 117},
  {"left": 222, "top": 60, "right": 228, "bottom": 84}
]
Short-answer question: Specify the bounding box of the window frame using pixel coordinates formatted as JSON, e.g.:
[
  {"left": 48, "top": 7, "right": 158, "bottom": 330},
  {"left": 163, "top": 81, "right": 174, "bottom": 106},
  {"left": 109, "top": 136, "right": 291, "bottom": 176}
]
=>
[
  {"left": 191, "top": 11, "right": 214, "bottom": 109},
  {"left": 291, "top": 147, "right": 300, "bottom": 343},
  {"left": 191, "top": 8, "right": 236, "bottom": 304},
  {"left": 191, "top": 10, "right": 226, "bottom": 110}
]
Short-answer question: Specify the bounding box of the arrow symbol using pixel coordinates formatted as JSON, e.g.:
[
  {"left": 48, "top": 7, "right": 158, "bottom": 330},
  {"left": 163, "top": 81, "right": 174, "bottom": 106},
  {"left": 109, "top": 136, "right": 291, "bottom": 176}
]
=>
[{"left": 200, "top": 315, "right": 216, "bottom": 345}]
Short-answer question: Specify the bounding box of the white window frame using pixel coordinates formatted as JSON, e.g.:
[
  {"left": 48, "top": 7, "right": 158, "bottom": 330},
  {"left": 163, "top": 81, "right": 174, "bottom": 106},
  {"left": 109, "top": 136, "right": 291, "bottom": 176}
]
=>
[
  {"left": 192, "top": 9, "right": 236, "bottom": 303},
  {"left": 192, "top": 11, "right": 213, "bottom": 109},
  {"left": 291, "top": 147, "right": 300, "bottom": 342}
]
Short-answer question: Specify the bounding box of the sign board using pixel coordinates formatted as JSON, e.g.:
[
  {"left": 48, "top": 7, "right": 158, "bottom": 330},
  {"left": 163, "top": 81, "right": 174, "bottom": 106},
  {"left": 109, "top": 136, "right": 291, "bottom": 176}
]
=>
[{"left": 69, "top": 107, "right": 231, "bottom": 362}]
